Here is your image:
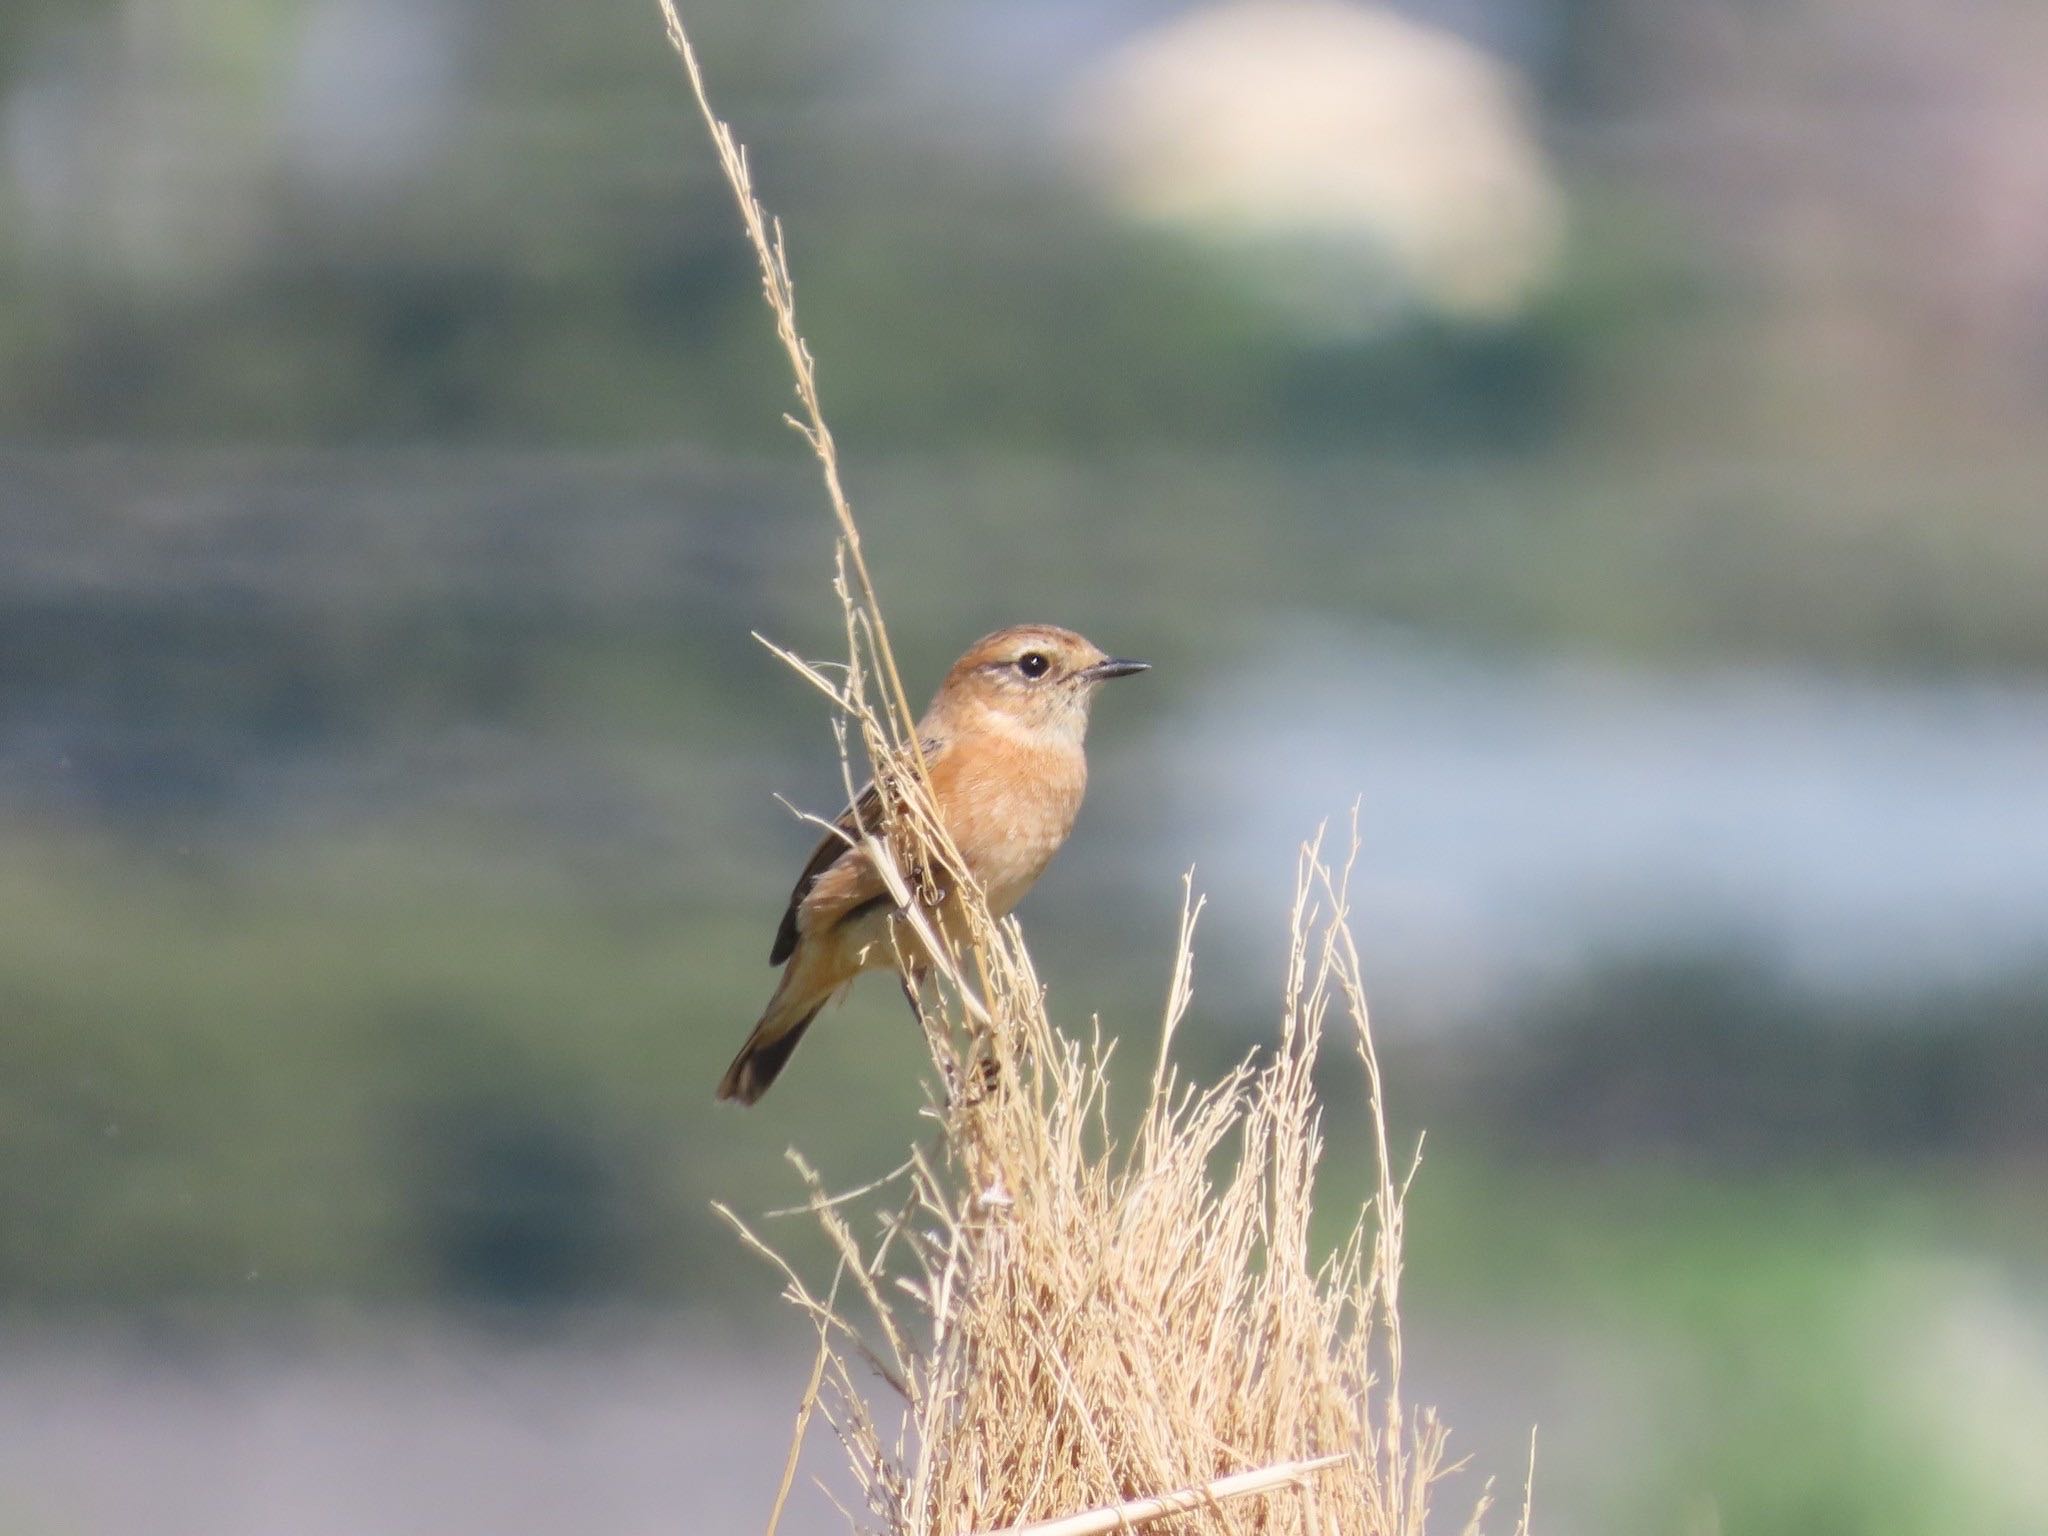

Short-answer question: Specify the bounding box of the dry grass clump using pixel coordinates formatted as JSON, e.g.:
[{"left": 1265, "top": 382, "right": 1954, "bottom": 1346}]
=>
[
  {"left": 656, "top": 10, "right": 1521, "bottom": 1532},
  {"left": 738, "top": 840, "right": 1481, "bottom": 1536}
]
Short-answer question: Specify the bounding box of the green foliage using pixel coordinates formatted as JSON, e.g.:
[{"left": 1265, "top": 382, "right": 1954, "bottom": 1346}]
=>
[
  {"left": 0, "top": 831, "right": 927, "bottom": 1315},
  {"left": 1398, "top": 1159, "right": 2040, "bottom": 1536}
]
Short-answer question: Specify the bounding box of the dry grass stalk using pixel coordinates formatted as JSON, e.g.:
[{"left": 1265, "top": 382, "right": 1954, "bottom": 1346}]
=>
[
  {"left": 658, "top": 10, "right": 1522, "bottom": 1534},
  {"left": 979, "top": 1453, "right": 1349, "bottom": 1536}
]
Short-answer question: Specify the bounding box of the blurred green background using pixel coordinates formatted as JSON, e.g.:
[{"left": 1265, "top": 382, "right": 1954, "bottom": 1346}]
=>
[{"left": 4, "top": 0, "right": 2047, "bottom": 1531}]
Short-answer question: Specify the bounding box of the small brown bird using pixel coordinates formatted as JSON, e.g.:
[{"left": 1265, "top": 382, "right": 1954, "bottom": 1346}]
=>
[{"left": 717, "top": 624, "right": 1148, "bottom": 1104}]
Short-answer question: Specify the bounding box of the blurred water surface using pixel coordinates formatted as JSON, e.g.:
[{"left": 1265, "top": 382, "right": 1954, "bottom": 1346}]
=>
[
  {"left": 0, "top": 1330, "right": 848, "bottom": 1536},
  {"left": 1163, "top": 633, "right": 2048, "bottom": 1015}
]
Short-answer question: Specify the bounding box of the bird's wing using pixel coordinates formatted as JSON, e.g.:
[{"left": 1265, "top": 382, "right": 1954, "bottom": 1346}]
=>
[{"left": 769, "top": 736, "right": 944, "bottom": 965}]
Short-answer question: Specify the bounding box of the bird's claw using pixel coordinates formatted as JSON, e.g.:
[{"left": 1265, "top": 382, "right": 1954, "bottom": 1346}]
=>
[{"left": 942, "top": 1049, "right": 1004, "bottom": 1111}]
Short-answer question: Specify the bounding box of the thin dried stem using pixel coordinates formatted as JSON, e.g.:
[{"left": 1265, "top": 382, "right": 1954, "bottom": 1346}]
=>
[
  {"left": 972, "top": 1454, "right": 1352, "bottom": 1536},
  {"left": 765, "top": 1271, "right": 842, "bottom": 1536},
  {"left": 656, "top": 0, "right": 924, "bottom": 761}
]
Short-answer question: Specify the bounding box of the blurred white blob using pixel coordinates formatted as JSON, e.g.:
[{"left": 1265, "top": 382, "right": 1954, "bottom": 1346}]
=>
[
  {"left": 1871, "top": 1257, "right": 2048, "bottom": 1523},
  {"left": 284, "top": 0, "right": 461, "bottom": 191},
  {"left": 1064, "top": 0, "right": 1564, "bottom": 332}
]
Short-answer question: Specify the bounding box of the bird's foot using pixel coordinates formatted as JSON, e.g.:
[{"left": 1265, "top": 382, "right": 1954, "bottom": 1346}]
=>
[{"left": 942, "top": 1049, "right": 1004, "bottom": 1111}]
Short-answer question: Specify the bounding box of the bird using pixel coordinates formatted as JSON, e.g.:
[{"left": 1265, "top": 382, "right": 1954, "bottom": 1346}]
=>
[{"left": 717, "top": 624, "right": 1149, "bottom": 1105}]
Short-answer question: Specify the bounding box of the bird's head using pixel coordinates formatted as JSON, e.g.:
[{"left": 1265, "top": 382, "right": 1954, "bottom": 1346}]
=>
[{"left": 930, "top": 624, "right": 1149, "bottom": 744}]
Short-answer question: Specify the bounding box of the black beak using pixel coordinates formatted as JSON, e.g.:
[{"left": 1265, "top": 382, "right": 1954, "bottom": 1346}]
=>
[{"left": 1081, "top": 658, "right": 1150, "bottom": 682}]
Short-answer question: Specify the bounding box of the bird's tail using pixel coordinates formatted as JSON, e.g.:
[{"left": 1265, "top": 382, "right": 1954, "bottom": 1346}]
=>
[{"left": 716, "top": 988, "right": 827, "bottom": 1106}]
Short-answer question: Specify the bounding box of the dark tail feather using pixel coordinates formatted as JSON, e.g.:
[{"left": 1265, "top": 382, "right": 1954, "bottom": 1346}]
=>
[{"left": 715, "top": 1000, "right": 825, "bottom": 1105}]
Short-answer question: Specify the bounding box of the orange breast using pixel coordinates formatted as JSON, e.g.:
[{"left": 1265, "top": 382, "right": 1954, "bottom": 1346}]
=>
[{"left": 929, "top": 729, "right": 1088, "bottom": 916}]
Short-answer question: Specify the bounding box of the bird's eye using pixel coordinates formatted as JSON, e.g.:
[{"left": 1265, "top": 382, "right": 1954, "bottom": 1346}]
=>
[{"left": 1016, "top": 652, "right": 1051, "bottom": 679}]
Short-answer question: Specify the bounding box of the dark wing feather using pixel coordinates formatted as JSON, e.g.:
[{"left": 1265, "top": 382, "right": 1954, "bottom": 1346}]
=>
[
  {"left": 769, "top": 781, "right": 883, "bottom": 965},
  {"left": 768, "top": 737, "right": 942, "bottom": 966}
]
